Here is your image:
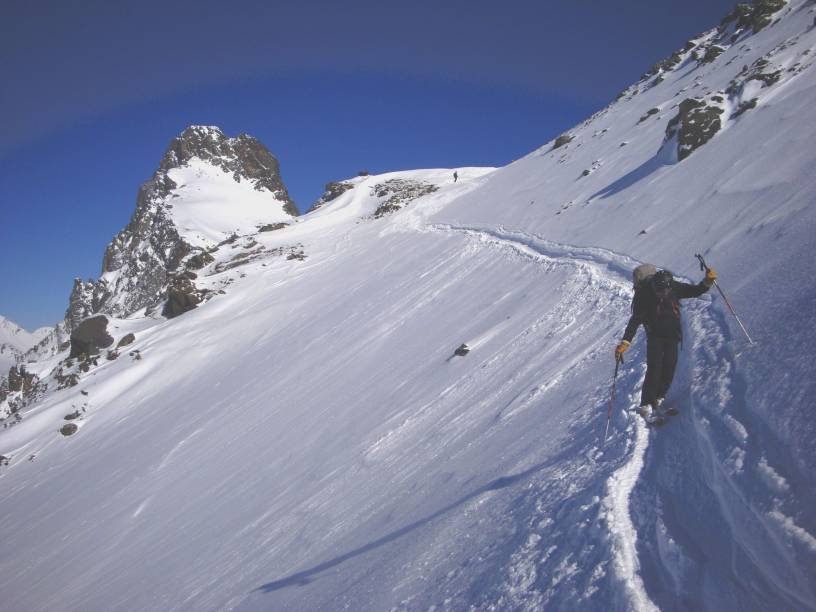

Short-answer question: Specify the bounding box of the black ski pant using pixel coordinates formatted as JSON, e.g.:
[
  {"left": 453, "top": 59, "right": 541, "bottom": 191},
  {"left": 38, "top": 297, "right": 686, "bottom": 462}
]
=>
[{"left": 640, "top": 335, "right": 678, "bottom": 407}]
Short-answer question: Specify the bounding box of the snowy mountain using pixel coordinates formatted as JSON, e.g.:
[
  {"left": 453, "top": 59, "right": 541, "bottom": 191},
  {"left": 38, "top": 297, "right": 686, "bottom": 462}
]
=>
[
  {"left": 67, "top": 125, "right": 298, "bottom": 328},
  {"left": 0, "top": 316, "right": 48, "bottom": 375},
  {"left": 2, "top": 1, "right": 816, "bottom": 610}
]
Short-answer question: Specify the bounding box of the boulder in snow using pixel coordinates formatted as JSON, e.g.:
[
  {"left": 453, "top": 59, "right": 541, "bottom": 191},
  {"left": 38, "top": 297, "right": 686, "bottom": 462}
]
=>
[
  {"left": 69, "top": 316, "right": 114, "bottom": 359},
  {"left": 162, "top": 278, "right": 202, "bottom": 319}
]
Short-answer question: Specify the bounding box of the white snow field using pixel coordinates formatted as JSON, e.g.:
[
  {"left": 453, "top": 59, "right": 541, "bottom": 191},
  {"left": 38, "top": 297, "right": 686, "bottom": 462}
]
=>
[
  {"left": 2, "top": 2, "right": 816, "bottom": 610},
  {"left": 0, "top": 316, "right": 48, "bottom": 375}
]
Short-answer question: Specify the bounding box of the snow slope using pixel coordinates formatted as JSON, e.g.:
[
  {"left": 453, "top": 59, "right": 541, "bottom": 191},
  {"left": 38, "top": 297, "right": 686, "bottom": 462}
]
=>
[
  {"left": 1, "top": 2, "right": 816, "bottom": 610},
  {"left": 0, "top": 316, "right": 48, "bottom": 375},
  {"left": 163, "top": 157, "right": 295, "bottom": 249}
]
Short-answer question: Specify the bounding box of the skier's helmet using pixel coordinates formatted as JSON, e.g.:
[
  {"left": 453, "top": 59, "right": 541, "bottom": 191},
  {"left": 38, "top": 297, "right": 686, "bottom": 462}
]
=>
[{"left": 651, "top": 270, "right": 673, "bottom": 296}]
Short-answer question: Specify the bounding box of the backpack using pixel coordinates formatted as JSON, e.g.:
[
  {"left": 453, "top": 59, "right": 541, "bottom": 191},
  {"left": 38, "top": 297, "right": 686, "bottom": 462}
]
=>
[
  {"left": 632, "top": 263, "right": 657, "bottom": 289},
  {"left": 631, "top": 266, "right": 683, "bottom": 340}
]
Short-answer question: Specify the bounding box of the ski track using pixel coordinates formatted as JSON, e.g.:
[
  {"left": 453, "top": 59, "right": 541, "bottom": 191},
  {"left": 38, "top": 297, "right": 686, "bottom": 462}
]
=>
[
  {"left": 422, "top": 222, "right": 661, "bottom": 611},
  {"left": 418, "top": 221, "right": 813, "bottom": 610}
]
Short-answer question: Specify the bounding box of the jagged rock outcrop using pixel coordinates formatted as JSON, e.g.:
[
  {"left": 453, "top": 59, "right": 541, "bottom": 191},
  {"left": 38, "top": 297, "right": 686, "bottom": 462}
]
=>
[
  {"left": 67, "top": 278, "right": 111, "bottom": 330},
  {"left": 665, "top": 97, "right": 725, "bottom": 161},
  {"left": 159, "top": 126, "right": 297, "bottom": 215},
  {"left": 162, "top": 278, "right": 203, "bottom": 319},
  {"left": 66, "top": 126, "right": 297, "bottom": 325},
  {"left": 69, "top": 315, "right": 114, "bottom": 359}
]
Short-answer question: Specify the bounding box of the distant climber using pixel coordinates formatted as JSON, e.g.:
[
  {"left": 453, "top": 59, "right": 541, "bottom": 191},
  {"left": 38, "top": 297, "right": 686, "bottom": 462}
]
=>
[
  {"left": 615, "top": 264, "right": 716, "bottom": 421},
  {"left": 453, "top": 171, "right": 458, "bottom": 183}
]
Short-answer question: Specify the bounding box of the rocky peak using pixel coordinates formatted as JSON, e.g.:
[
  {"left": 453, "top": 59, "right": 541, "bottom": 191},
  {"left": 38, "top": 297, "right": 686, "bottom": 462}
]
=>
[
  {"left": 159, "top": 125, "right": 297, "bottom": 216},
  {"left": 64, "top": 125, "right": 298, "bottom": 326}
]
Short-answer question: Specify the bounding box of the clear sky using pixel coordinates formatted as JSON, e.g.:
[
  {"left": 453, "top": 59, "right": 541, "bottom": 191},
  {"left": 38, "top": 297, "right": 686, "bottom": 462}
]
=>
[{"left": 0, "top": 0, "right": 737, "bottom": 331}]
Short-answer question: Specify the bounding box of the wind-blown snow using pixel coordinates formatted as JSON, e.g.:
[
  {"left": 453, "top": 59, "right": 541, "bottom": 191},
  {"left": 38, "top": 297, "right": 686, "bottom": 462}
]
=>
[{"left": 2, "top": 2, "right": 816, "bottom": 610}]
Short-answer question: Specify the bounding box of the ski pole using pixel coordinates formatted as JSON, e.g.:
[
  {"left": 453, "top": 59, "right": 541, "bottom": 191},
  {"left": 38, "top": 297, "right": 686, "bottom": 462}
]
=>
[
  {"left": 695, "top": 254, "right": 755, "bottom": 345},
  {"left": 604, "top": 358, "right": 621, "bottom": 444}
]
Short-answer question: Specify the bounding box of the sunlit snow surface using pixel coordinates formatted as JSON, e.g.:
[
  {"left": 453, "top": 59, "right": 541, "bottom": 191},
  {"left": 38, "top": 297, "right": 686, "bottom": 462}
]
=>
[
  {"left": 2, "top": 2, "right": 816, "bottom": 610},
  {"left": 166, "top": 158, "right": 294, "bottom": 248}
]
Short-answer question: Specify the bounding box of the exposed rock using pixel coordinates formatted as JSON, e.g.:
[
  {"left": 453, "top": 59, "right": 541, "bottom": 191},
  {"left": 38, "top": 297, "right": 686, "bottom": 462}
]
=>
[
  {"left": 699, "top": 45, "right": 726, "bottom": 64},
  {"left": 116, "top": 333, "right": 136, "bottom": 348},
  {"left": 727, "top": 58, "right": 782, "bottom": 93},
  {"left": 55, "top": 370, "right": 79, "bottom": 390},
  {"left": 731, "top": 98, "right": 759, "bottom": 118},
  {"left": 454, "top": 344, "right": 471, "bottom": 357},
  {"left": 553, "top": 134, "right": 574, "bottom": 149},
  {"left": 258, "top": 222, "right": 289, "bottom": 232},
  {"left": 65, "top": 126, "right": 297, "bottom": 327},
  {"left": 665, "top": 97, "right": 724, "bottom": 161},
  {"left": 159, "top": 126, "right": 297, "bottom": 215},
  {"left": 308, "top": 181, "right": 355, "bottom": 213},
  {"left": 69, "top": 315, "right": 114, "bottom": 359},
  {"left": 67, "top": 278, "right": 111, "bottom": 331},
  {"left": 213, "top": 248, "right": 265, "bottom": 273},
  {"left": 371, "top": 179, "right": 439, "bottom": 218},
  {"left": 162, "top": 278, "right": 202, "bottom": 319},
  {"left": 638, "top": 108, "right": 660, "bottom": 124},
  {"left": 720, "top": 0, "right": 786, "bottom": 34},
  {"left": 186, "top": 251, "right": 215, "bottom": 271},
  {"left": 60, "top": 423, "right": 79, "bottom": 436}
]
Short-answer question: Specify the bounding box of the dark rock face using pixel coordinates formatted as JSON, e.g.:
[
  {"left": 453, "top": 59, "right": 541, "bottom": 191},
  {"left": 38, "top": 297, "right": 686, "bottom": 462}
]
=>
[
  {"left": 69, "top": 315, "right": 114, "bottom": 358},
  {"left": 308, "top": 181, "right": 355, "bottom": 213},
  {"left": 665, "top": 98, "right": 724, "bottom": 161},
  {"left": 162, "top": 278, "right": 202, "bottom": 319},
  {"left": 553, "top": 134, "right": 574, "bottom": 149}
]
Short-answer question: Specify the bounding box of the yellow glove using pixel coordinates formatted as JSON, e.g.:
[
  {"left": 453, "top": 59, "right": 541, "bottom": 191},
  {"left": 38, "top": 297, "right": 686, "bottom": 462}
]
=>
[
  {"left": 704, "top": 267, "right": 717, "bottom": 287},
  {"left": 615, "top": 340, "right": 630, "bottom": 363}
]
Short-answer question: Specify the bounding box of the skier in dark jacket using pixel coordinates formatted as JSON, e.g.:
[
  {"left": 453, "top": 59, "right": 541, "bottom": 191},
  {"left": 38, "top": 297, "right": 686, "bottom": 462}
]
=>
[{"left": 615, "top": 267, "right": 716, "bottom": 420}]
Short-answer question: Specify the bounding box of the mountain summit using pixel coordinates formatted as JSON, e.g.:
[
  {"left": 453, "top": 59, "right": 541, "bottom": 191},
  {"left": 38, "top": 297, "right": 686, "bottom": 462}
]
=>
[{"left": 67, "top": 126, "right": 298, "bottom": 326}]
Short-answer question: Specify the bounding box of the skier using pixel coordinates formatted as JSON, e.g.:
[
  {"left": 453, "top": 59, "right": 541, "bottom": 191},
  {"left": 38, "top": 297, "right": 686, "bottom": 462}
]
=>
[
  {"left": 614, "top": 265, "right": 717, "bottom": 421},
  {"left": 453, "top": 171, "right": 458, "bottom": 183}
]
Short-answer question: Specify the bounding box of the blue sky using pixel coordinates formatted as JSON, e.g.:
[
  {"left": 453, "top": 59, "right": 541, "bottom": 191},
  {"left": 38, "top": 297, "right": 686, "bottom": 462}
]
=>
[{"left": 0, "top": 0, "right": 736, "bottom": 330}]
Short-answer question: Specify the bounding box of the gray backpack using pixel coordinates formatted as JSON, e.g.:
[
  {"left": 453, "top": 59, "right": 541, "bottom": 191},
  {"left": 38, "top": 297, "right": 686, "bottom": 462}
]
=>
[{"left": 632, "top": 263, "right": 657, "bottom": 288}]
